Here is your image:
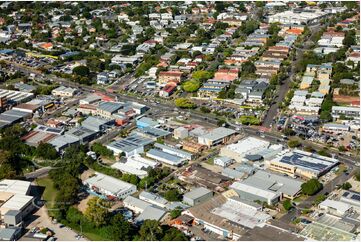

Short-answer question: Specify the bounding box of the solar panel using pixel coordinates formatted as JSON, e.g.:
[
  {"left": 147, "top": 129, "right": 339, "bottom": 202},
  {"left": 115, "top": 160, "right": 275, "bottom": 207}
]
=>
[
  {"left": 343, "top": 192, "right": 350, "bottom": 197},
  {"left": 351, "top": 194, "right": 360, "bottom": 201}
]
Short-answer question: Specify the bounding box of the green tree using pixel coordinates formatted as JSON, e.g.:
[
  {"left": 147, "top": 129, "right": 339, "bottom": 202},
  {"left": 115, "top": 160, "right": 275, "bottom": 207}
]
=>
[
  {"left": 164, "top": 189, "right": 182, "bottom": 202},
  {"left": 301, "top": 179, "right": 323, "bottom": 196},
  {"left": 313, "top": 194, "right": 326, "bottom": 205},
  {"left": 287, "top": 139, "right": 301, "bottom": 148},
  {"left": 135, "top": 220, "right": 163, "bottom": 241},
  {"left": 84, "top": 197, "right": 109, "bottom": 227},
  {"left": 341, "top": 182, "right": 352, "bottom": 190},
  {"left": 169, "top": 208, "right": 182, "bottom": 219},
  {"left": 182, "top": 80, "right": 201, "bottom": 92},
  {"left": 35, "top": 143, "right": 58, "bottom": 160},
  {"left": 174, "top": 98, "right": 197, "bottom": 109},
  {"left": 283, "top": 199, "right": 293, "bottom": 211},
  {"left": 162, "top": 227, "right": 188, "bottom": 241},
  {"left": 72, "top": 65, "right": 90, "bottom": 77},
  {"left": 240, "top": 20, "right": 259, "bottom": 35},
  {"left": 200, "top": 106, "right": 211, "bottom": 113},
  {"left": 91, "top": 142, "right": 113, "bottom": 158},
  {"left": 343, "top": 30, "right": 356, "bottom": 47},
  {"left": 101, "top": 214, "right": 132, "bottom": 240},
  {"left": 191, "top": 70, "right": 213, "bottom": 82},
  {"left": 241, "top": 61, "right": 256, "bottom": 76}
]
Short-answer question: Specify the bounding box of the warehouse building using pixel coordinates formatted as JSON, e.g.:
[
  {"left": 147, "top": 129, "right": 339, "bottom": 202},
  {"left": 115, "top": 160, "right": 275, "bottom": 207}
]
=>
[
  {"left": 183, "top": 195, "right": 275, "bottom": 240},
  {"left": 51, "top": 86, "right": 77, "bottom": 97},
  {"left": 267, "top": 9, "right": 328, "bottom": 25},
  {"left": 123, "top": 196, "right": 152, "bottom": 214},
  {"left": 183, "top": 187, "right": 213, "bottom": 206},
  {"left": 136, "top": 117, "right": 159, "bottom": 129},
  {"left": 198, "top": 127, "right": 236, "bottom": 147},
  {"left": 83, "top": 172, "right": 137, "bottom": 200},
  {"left": 0, "top": 89, "right": 34, "bottom": 104},
  {"left": 154, "top": 143, "right": 193, "bottom": 160},
  {"left": 319, "top": 199, "right": 353, "bottom": 216},
  {"left": 106, "top": 134, "right": 154, "bottom": 157},
  {"left": 0, "top": 109, "right": 32, "bottom": 129},
  {"left": 220, "top": 137, "right": 270, "bottom": 163},
  {"left": 146, "top": 149, "right": 186, "bottom": 166},
  {"left": 214, "top": 156, "right": 234, "bottom": 168},
  {"left": 139, "top": 191, "right": 168, "bottom": 208},
  {"left": 0, "top": 179, "right": 34, "bottom": 223},
  {"left": 111, "top": 162, "right": 148, "bottom": 178},
  {"left": 135, "top": 205, "right": 166, "bottom": 224},
  {"left": 331, "top": 106, "right": 360, "bottom": 121},
  {"left": 266, "top": 149, "right": 339, "bottom": 179},
  {"left": 133, "top": 126, "right": 171, "bottom": 140},
  {"left": 230, "top": 170, "right": 303, "bottom": 205},
  {"left": 340, "top": 191, "right": 360, "bottom": 211},
  {"left": 81, "top": 116, "right": 115, "bottom": 132},
  {"left": 22, "top": 125, "right": 63, "bottom": 147}
]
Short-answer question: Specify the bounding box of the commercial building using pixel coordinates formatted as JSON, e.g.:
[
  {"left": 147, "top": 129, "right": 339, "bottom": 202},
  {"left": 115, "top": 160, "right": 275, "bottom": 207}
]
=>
[
  {"left": 222, "top": 168, "right": 246, "bottom": 180},
  {"left": 81, "top": 116, "right": 115, "bottom": 132},
  {"left": 340, "top": 191, "right": 360, "bottom": 211},
  {"left": 198, "top": 127, "right": 236, "bottom": 147},
  {"left": 0, "top": 179, "right": 34, "bottom": 222},
  {"left": 0, "top": 109, "right": 32, "bottom": 129},
  {"left": 146, "top": 148, "right": 185, "bottom": 167},
  {"left": 0, "top": 89, "right": 34, "bottom": 104},
  {"left": 111, "top": 162, "right": 148, "bottom": 178},
  {"left": 173, "top": 127, "right": 189, "bottom": 139},
  {"left": 51, "top": 86, "right": 77, "bottom": 97},
  {"left": 154, "top": 143, "right": 193, "bottom": 160},
  {"left": 22, "top": 125, "right": 63, "bottom": 147},
  {"left": 230, "top": 170, "right": 303, "bottom": 205},
  {"left": 136, "top": 117, "right": 159, "bottom": 129},
  {"left": 135, "top": 205, "right": 166, "bottom": 224},
  {"left": 183, "top": 187, "right": 213, "bottom": 206},
  {"left": 319, "top": 199, "right": 353, "bottom": 216},
  {"left": 220, "top": 137, "right": 270, "bottom": 163},
  {"left": 266, "top": 149, "right": 339, "bottom": 179},
  {"left": 96, "top": 101, "right": 123, "bottom": 118},
  {"left": 322, "top": 123, "right": 350, "bottom": 132},
  {"left": 184, "top": 195, "right": 276, "bottom": 240},
  {"left": 214, "top": 156, "right": 234, "bottom": 168},
  {"left": 332, "top": 106, "right": 360, "bottom": 120},
  {"left": 123, "top": 196, "right": 151, "bottom": 214},
  {"left": 106, "top": 134, "right": 154, "bottom": 157},
  {"left": 139, "top": 191, "right": 168, "bottom": 208},
  {"left": 268, "top": 9, "right": 328, "bottom": 25},
  {"left": 83, "top": 172, "right": 137, "bottom": 200},
  {"left": 0, "top": 227, "right": 22, "bottom": 241}
]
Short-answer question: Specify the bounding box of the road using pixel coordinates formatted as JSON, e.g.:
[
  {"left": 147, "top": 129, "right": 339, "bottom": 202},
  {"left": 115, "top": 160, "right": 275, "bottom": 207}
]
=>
[
  {"left": 25, "top": 167, "right": 52, "bottom": 180},
  {"left": 279, "top": 162, "right": 357, "bottom": 224},
  {"left": 262, "top": 23, "right": 321, "bottom": 127}
]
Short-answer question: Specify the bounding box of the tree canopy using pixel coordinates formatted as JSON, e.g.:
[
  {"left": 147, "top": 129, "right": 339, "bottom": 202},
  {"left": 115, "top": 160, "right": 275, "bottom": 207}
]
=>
[
  {"left": 174, "top": 98, "right": 197, "bottom": 109},
  {"left": 72, "top": 65, "right": 90, "bottom": 77},
  {"left": 182, "top": 80, "right": 201, "bottom": 92},
  {"left": 301, "top": 179, "right": 323, "bottom": 195}
]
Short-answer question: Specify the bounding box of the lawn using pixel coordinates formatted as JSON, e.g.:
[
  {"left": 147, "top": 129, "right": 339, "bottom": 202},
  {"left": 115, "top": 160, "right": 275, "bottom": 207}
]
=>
[{"left": 36, "top": 177, "right": 58, "bottom": 215}]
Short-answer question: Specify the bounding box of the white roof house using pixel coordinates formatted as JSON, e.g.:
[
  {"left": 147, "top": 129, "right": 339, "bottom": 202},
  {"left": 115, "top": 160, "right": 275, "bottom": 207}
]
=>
[
  {"left": 111, "top": 162, "right": 148, "bottom": 178},
  {"left": 220, "top": 137, "right": 270, "bottom": 162},
  {"left": 198, "top": 127, "right": 236, "bottom": 147},
  {"left": 84, "top": 172, "right": 137, "bottom": 199},
  {"left": 319, "top": 199, "right": 353, "bottom": 216},
  {"left": 0, "top": 179, "right": 31, "bottom": 195}
]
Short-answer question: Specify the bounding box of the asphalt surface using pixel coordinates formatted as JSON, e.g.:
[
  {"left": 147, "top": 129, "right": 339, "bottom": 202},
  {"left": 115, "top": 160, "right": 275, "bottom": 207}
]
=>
[{"left": 262, "top": 23, "right": 321, "bottom": 127}]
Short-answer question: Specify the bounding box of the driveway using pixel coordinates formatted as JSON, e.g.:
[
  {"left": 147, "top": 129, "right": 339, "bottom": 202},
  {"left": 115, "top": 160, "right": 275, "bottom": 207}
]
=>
[{"left": 23, "top": 206, "right": 87, "bottom": 241}]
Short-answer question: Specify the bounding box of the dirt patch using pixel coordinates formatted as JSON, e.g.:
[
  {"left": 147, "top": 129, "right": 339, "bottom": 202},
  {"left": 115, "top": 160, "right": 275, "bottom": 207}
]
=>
[
  {"left": 333, "top": 94, "right": 360, "bottom": 105},
  {"left": 77, "top": 195, "right": 94, "bottom": 213},
  {"left": 80, "top": 169, "right": 95, "bottom": 181}
]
